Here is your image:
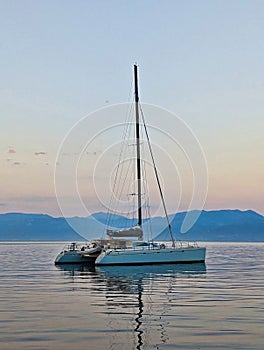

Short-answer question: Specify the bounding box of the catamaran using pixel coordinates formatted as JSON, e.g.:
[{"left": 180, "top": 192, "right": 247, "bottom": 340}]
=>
[{"left": 95, "top": 65, "right": 206, "bottom": 266}]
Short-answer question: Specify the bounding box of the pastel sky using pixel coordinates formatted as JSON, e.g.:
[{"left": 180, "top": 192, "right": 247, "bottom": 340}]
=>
[{"left": 0, "top": 0, "right": 263, "bottom": 217}]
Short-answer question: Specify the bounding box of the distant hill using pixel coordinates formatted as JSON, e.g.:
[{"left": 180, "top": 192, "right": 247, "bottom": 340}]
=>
[
  {"left": 0, "top": 213, "right": 84, "bottom": 241},
  {"left": 154, "top": 210, "right": 264, "bottom": 242},
  {"left": 0, "top": 210, "right": 263, "bottom": 242}
]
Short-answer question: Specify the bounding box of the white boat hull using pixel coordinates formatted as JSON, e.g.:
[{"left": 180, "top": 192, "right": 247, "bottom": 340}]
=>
[
  {"left": 54, "top": 242, "right": 102, "bottom": 264},
  {"left": 95, "top": 246, "right": 206, "bottom": 266},
  {"left": 54, "top": 250, "right": 96, "bottom": 264}
]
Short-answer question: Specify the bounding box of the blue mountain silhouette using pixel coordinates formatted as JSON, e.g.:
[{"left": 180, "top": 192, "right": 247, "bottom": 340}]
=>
[{"left": 0, "top": 210, "right": 263, "bottom": 241}]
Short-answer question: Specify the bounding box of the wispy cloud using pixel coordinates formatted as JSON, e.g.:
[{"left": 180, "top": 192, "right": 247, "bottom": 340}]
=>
[
  {"left": 86, "top": 151, "right": 98, "bottom": 156},
  {"left": 35, "top": 151, "right": 47, "bottom": 156},
  {"left": 8, "top": 147, "right": 16, "bottom": 154}
]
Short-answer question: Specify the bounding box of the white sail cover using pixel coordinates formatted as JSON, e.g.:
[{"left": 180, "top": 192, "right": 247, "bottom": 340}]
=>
[{"left": 107, "top": 226, "right": 143, "bottom": 239}]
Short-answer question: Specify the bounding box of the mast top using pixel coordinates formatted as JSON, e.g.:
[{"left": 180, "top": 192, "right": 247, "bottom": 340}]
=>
[{"left": 134, "top": 65, "right": 139, "bottom": 103}]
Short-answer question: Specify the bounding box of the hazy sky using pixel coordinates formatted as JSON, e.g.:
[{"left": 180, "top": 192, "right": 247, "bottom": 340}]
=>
[{"left": 0, "top": 0, "right": 263, "bottom": 216}]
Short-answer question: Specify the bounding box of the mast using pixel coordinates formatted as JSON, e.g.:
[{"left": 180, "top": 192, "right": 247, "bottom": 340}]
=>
[{"left": 134, "top": 64, "right": 142, "bottom": 227}]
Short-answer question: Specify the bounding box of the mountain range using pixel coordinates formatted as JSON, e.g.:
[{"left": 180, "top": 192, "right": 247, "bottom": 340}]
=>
[{"left": 0, "top": 209, "right": 263, "bottom": 242}]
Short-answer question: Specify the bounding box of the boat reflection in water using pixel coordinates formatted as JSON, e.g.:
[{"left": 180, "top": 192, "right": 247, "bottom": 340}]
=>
[
  {"left": 56, "top": 263, "right": 206, "bottom": 349},
  {"left": 98, "top": 263, "right": 206, "bottom": 349},
  {"left": 56, "top": 262, "right": 96, "bottom": 275}
]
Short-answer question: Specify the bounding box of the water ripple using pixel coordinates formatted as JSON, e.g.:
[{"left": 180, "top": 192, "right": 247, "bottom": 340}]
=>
[{"left": 0, "top": 242, "right": 264, "bottom": 349}]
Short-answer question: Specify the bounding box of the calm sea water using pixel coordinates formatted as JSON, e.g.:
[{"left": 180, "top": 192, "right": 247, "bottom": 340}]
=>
[{"left": 0, "top": 242, "right": 263, "bottom": 350}]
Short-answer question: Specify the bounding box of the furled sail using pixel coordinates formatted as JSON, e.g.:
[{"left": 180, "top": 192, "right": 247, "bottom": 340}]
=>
[{"left": 107, "top": 226, "right": 143, "bottom": 240}]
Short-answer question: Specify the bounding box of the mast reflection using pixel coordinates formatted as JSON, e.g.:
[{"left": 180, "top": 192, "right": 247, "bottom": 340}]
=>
[
  {"left": 56, "top": 263, "right": 206, "bottom": 349},
  {"left": 97, "top": 263, "right": 206, "bottom": 350},
  {"left": 135, "top": 279, "right": 144, "bottom": 350}
]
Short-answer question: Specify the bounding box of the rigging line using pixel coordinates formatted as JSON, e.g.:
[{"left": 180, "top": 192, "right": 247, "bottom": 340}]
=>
[
  {"left": 106, "top": 82, "right": 133, "bottom": 226},
  {"left": 107, "top": 158, "right": 130, "bottom": 225},
  {"left": 127, "top": 162, "right": 137, "bottom": 221},
  {"left": 146, "top": 197, "right": 153, "bottom": 242},
  {"left": 106, "top": 103, "right": 134, "bottom": 228},
  {"left": 139, "top": 104, "right": 176, "bottom": 247},
  {"left": 113, "top": 126, "right": 135, "bottom": 210},
  {"left": 127, "top": 77, "right": 134, "bottom": 105},
  {"left": 107, "top": 131, "right": 136, "bottom": 225},
  {"left": 140, "top": 139, "right": 153, "bottom": 241},
  {"left": 116, "top": 153, "right": 134, "bottom": 212}
]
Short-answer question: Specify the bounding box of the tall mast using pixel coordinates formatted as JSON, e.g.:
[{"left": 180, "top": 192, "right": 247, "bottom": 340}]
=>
[{"left": 134, "top": 64, "right": 142, "bottom": 227}]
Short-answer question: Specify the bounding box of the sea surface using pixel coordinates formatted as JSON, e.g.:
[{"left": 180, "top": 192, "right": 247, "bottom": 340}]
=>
[{"left": 0, "top": 242, "right": 263, "bottom": 350}]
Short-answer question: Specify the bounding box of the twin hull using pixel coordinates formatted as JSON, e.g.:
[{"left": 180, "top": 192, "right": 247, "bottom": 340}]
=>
[
  {"left": 95, "top": 247, "right": 206, "bottom": 266},
  {"left": 55, "top": 250, "right": 96, "bottom": 264}
]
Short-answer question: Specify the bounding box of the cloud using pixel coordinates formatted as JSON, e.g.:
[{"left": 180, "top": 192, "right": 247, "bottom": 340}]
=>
[
  {"left": 8, "top": 148, "right": 16, "bottom": 154},
  {"left": 86, "top": 151, "right": 100, "bottom": 156},
  {"left": 35, "top": 152, "right": 47, "bottom": 156}
]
